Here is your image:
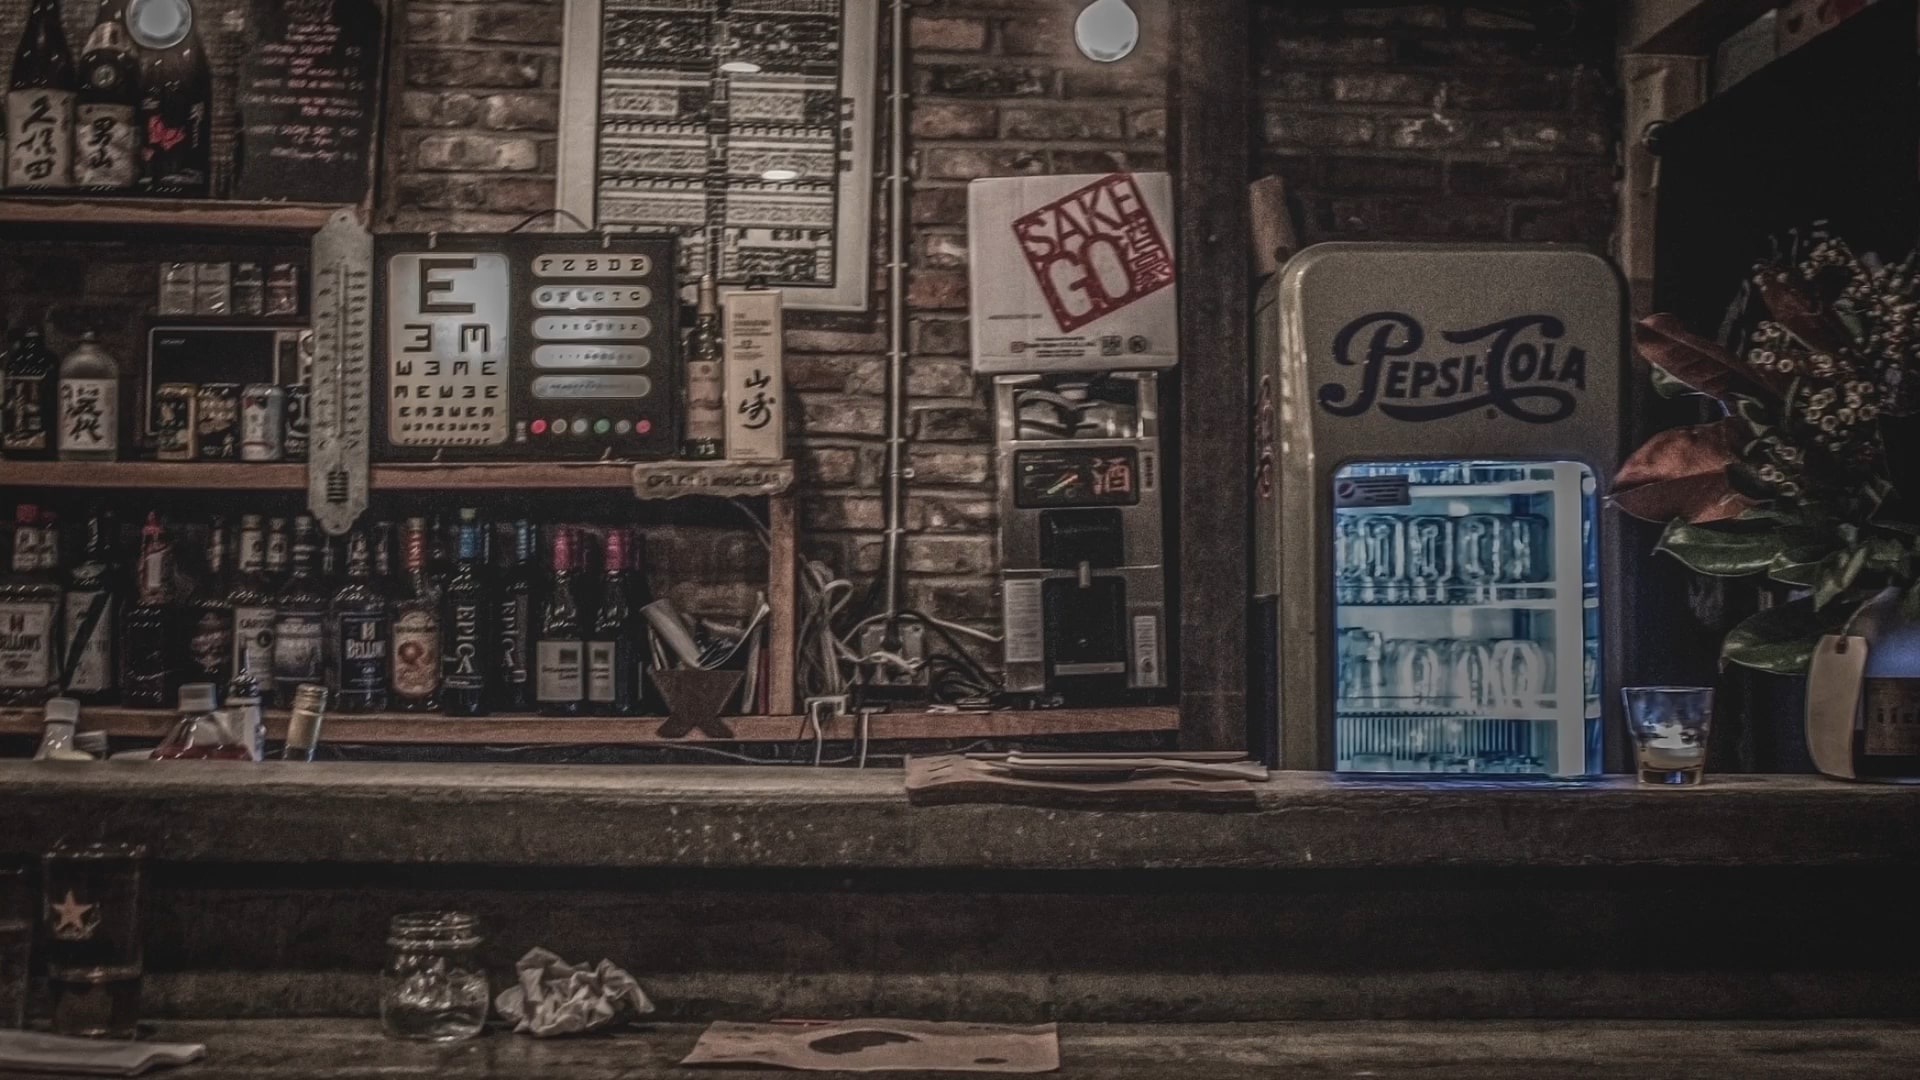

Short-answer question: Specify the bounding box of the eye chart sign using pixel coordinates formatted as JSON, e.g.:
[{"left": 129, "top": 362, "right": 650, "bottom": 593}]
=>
[
  {"left": 556, "top": 0, "right": 877, "bottom": 310},
  {"left": 384, "top": 253, "right": 512, "bottom": 447}
]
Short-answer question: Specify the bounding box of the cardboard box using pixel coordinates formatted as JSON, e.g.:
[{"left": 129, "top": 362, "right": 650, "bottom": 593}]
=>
[
  {"left": 722, "top": 288, "right": 785, "bottom": 461},
  {"left": 968, "top": 171, "right": 1178, "bottom": 374}
]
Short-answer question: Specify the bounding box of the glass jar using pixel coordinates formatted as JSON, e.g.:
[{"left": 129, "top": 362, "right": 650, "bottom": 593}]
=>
[{"left": 380, "top": 911, "right": 489, "bottom": 1042}]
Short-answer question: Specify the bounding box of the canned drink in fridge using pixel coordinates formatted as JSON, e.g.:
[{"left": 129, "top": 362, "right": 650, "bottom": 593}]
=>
[
  {"left": 283, "top": 384, "right": 310, "bottom": 462},
  {"left": 239, "top": 384, "right": 287, "bottom": 462},
  {"left": 232, "top": 262, "right": 266, "bottom": 317},
  {"left": 195, "top": 383, "right": 241, "bottom": 460},
  {"left": 266, "top": 263, "right": 301, "bottom": 317},
  {"left": 153, "top": 383, "right": 197, "bottom": 461}
]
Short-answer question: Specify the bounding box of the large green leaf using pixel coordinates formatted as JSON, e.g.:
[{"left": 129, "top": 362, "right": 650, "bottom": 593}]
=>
[
  {"left": 1721, "top": 598, "right": 1851, "bottom": 674},
  {"left": 1812, "top": 546, "right": 1869, "bottom": 610},
  {"left": 1655, "top": 520, "right": 1791, "bottom": 576}
]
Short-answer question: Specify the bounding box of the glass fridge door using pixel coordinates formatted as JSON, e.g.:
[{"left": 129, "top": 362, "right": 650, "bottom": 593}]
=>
[{"left": 1331, "top": 460, "right": 1600, "bottom": 776}]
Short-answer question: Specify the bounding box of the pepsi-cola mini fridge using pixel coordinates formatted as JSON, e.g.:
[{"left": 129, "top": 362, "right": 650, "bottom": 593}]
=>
[{"left": 1253, "top": 243, "right": 1625, "bottom": 776}]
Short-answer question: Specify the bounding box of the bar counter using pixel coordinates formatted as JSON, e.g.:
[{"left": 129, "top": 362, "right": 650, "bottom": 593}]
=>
[
  {"left": 3, "top": 763, "right": 1916, "bottom": 870},
  {"left": 14, "top": 1018, "right": 1920, "bottom": 1079}
]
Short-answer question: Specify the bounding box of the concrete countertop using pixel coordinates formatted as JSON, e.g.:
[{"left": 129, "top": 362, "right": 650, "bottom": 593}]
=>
[{"left": 4, "top": 762, "right": 1916, "bottom": 870}]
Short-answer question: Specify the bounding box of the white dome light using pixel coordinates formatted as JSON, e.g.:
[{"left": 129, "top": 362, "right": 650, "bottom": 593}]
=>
[{"left": 1074, "top": 0, "right": 1139, "bottom": 64}]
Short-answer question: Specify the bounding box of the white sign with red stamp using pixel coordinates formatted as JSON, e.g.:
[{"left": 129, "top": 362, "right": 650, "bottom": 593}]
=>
[{"left": 968, "top": 171, "right": 1178, "bottom": 374}]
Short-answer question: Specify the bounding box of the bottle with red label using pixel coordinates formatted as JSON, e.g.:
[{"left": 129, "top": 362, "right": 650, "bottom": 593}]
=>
[{"left": 390, "top": 517, "right": 441, "bottom": 712}]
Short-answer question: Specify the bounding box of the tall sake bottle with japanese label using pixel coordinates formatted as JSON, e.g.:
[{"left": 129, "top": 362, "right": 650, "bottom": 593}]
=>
[
  {"left": 5, "top": 0, "right": 78, "bottom": 190},
  {"left": 127, "top": 0, "right": 209, "bottom": 195},
  {"left": 75, "top": 0, "right": 140, "bottom": 191},
  {"left": 56, "top": 332, "right": 119, "bottom": 461}
]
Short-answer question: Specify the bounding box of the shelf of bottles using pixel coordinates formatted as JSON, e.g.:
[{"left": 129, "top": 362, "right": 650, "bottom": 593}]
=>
[
  {"left": 1332, "top": 460, "right": 1602, "bottom": 777},
  {"left": 0, "top": 458, "right": 798, "bottom": 493}
]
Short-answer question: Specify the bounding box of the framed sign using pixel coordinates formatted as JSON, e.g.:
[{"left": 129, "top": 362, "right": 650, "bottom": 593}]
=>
[
  {"left": 373, "top": 234, "right": 681, "bottom": 461},
  {"left": 557, "top": 0, "right": 877, "bottom": 311}
]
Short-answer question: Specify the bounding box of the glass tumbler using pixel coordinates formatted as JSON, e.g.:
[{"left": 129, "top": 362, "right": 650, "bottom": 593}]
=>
[
  {"left": 43, "top": 842, "right": 147, "bottom": 1039},
  {"left": 381, "top": 911, "right": 489, "bottom": 1042},
  {"left": 1622, "top": 686, "right": 1714, "bottom": 786}
]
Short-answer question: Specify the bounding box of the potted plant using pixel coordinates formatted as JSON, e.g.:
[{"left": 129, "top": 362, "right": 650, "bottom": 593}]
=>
[{"left": 1612, "top": 236, "right": 1920, "bottom": 703}]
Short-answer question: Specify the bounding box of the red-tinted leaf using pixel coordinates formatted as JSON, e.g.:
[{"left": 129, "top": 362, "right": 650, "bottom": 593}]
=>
[
  {"left": 1611, "top": 420, "right": 1757, "bottom": 523},
  {"left": 1635, "top": 315, "right": 1784, "bottom": 400},
  {"left": 1756, "top": 275, "right": 1853, "bottom": 357}
]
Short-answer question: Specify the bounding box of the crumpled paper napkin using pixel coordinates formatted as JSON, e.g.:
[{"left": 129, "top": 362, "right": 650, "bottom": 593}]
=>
[{"left": 494, "top": 946, "right": 656, "bottom": 1037}]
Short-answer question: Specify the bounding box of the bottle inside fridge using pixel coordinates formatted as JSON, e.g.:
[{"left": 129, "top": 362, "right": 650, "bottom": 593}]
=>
[{"left": 1330, "top": 459, "right": 1601, "bottom": 776}]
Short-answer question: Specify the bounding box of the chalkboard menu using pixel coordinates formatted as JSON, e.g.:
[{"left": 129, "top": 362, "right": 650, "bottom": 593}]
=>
[
  {"left": 372, "top": 233, "right": 682, "bottom": 462},
  {"left": 234, "top": 0, "right": 382, "bottom": 204}
]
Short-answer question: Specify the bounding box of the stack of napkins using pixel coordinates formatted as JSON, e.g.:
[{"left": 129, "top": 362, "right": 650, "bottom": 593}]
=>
[{"left": 0, "top": 1031, "right": 205, "bottom": 1076}]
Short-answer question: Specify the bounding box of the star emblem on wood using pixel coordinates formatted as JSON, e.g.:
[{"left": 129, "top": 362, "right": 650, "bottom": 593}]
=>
[{"left": 50, "top": 889, "right": 98, "bottom": 940}]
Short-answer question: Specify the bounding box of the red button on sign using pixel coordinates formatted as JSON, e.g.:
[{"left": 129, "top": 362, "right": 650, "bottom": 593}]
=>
[
  {"left": 636, "top": 419, "right": 652, "bottom": 434},
  {"left": 531, "top": 419, "right": 548, "bottom": 435}
]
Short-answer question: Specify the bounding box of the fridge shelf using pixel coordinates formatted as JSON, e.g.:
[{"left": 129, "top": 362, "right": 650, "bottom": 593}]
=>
[
  {"left": 1337, "top": 584, "right": 1556, "bottom": 606},
  {"left": 1336, "top": 705, "right": 1559, "bottom": 720},
  {"left": 1403, "top": 483, "right": 1561, "bottom": 500}
]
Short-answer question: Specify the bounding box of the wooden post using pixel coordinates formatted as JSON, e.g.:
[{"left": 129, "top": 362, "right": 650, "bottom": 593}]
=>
[
  {"left": 1169, "top": 0, "right": 1251, "bottom": 750},
  {"left": 766, "top": 492, "right": 798, "bottom": 716}
]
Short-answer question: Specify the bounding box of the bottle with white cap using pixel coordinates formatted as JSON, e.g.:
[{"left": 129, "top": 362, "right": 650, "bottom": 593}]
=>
[{"left": 33, "top": 696, "right": 94, "bottom": 761}]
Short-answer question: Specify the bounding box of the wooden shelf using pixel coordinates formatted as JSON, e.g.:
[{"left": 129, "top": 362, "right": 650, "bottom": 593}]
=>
[
  {"left": 0, "top": 705, "right": 1178, "bottom": 746},
  {"left": 0, "top": 195, "right": 348, "bottom": 232},
  {"left": 0, "top": 459, "right": 795, "bottom": 496}
]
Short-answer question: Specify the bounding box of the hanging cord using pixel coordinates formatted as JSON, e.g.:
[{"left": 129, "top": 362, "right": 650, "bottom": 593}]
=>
[{"left": 507, "top": 208, "right": 594, "bottom": 233}]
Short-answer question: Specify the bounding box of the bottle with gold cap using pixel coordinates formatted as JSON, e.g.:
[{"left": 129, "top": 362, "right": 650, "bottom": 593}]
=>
[{"left": 281, "top": 683, "right": 327, "bottom": 762}]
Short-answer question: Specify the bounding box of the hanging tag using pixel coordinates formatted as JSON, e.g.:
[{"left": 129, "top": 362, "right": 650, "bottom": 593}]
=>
[{"left": 1806, "top": 634, "right": 1866, "bottom": 780}]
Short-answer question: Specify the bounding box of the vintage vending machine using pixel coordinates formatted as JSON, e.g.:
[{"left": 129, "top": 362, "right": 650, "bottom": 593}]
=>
[{"left": 1253, "top": 244, "right": 1625, "bottom": 775}]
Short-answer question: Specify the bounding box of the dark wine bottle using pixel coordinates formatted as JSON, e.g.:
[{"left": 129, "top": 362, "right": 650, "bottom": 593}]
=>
[
  {"left": 184, "top": 516, "right": 232, "bottom": 686},
  {"left": 1, "top": 326, "right": 56, "bottom": 459},
  {"left": 119, "top": 512, "right": 176, "bottom": 708},
  {"left": 330, "top": 527, "right": 389, "bottom": 713},
  {"left": 535, "top": 526, "right": 584, "bottom": 716},
  {"left": 270, "top": 515, "right": 328, "bottom": 705},
  {"left": 440, "top": 510, "right": 490, "bottom": 717},
  {"left": 5, "top": 0, "right": 78, "bottom": 190},
  {"left": 128, "top": 0, "right": 210, "bottom": 196},
  {"left": 75, "top": 0, "right": 140, "bottom": 191},
  {"left": 492, "top": 519, "right": 536, "bottom": 712},
  {"left": 61, "top": 510, "right": 120, "bottom": 705},
  {"left": 389, "top": 517, "right": 441, "bottom": 712},
  {"left": 586, "top": 527, "right": 640, "bottom": 715}
]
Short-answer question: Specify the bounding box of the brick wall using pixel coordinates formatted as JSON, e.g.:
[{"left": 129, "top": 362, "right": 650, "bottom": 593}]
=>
[{"left": 2, "top": 2, "right": 1619, "bottom": 656}]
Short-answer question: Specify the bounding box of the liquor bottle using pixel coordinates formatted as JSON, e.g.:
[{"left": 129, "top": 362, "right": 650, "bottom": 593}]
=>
[
  {"left": 5, "top": 0, "right": 78, "bottom": 190},
  {"left": 128, "top": 0, "right": 210, "bottom": 196},
  {"left": 281, "top": 683, "right": 326, "bottom": 761},
  {"left": 119, "top": 511, "right": 176, "bottom": 708},
  {"left": 535, "top": 525, "right": 585, "bottom": 716},
  {"left": 587, "top": 527, "right": 641, "bottom": 715},
  {"left": 183, "top": 516, "right": 231, "bottom": 686},
  {"left": 492, "top": 519, "right": 536, "bottom": 712},
  {"left": 331, "top": 527, "right": 389, "bottom": 713},
  {"left": 681, "top": 273, "right": 726, "bottom": 459},
  {"left": 390, "top": 516, "right": 441, "bottom": 712},
  {"left": 440, "top": 510, "right": 490, "bottom": 717},
  {"left": 226, "top": 513, "right": 278, "bottom": 707},
  {"left": 2, "top": 325, "right": 56, "bottom": 459},
  {"left": 224, "top": 657, "right": 262, "bottom": 760},
  {"left": 270, "top": 515, "right": 328, "bottom": 705},
  {"left": 74, "top": 0, "right": 139, "bottom": 191},
  {"left": 61, "top": 510, "right": 119, "bottom": 704},
  {"left": 0, "top": 505, "right": 59, "bottom": 705},
  {"left": 56, "top": 333, "right": 119, "bottom": 461}
]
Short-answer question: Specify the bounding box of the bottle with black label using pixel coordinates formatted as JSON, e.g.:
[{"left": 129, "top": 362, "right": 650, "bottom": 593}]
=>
[
  {"left": 120, "top": 511, "right": 177, "bottom": 708},
  {"left": 75, "top": 0, "right": 140, "bottom": 192},
  {"left": 441, "top": 509, "right": 490, "bottom": 717},
  {"left": 681, "top": 273, "right": 726, "bottom": 459},
  {"left": 492, "top": 519, "right": 536, "bottom": 712},
  {"left": 2, "top": 325, "right": 56, "bottom": 459},
  {"left": 227, "top": 514, "right": 278, "bottom": 707},
  {"left": 587, "top": 527, "right": 640, "bottom": 715},
  {"left": 128, "top": 0, "right": 210, "bottom": 196},
  {"left": 56, "top": 333, "right": 119, "bottom": 461},
  {"left": 61, "top": 510, "right": 120, "bottom": 704},
  {"left": 184, "top": 515, "right": 231, "bottom": 686},
  {"left": 331, "top": 527, "right": 389, "bottom": 713},
  {"left": 1845, "top": 589, "right": 1920, "bottom": 779},
  {"left": 535, "top": 525, "right": 584, "bottom": 715},
  {"left": 390, "top": 516, "right": 441, "bottom": 712},
  {"left": 5, "top": 0, "right": 77, "bottom": 190},
  {"left": 271, "top": 515, "right": 328, "bottom": 704},
  {"left": 0, "top": 505, "right": 59, "bottom": 705}
]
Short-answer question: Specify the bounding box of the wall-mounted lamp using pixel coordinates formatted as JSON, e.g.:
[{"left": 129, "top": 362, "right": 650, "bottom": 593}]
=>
[{"left": 1074, "top": 0, "right": 1139, "bottom": 63}]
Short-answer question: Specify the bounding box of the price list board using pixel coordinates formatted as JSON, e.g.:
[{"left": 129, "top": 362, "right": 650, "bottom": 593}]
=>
[
  {"left": 373, "top": 234, "right": 680, "bottom": 461},
  {"left": 233, "top": 0, "right": 383, "bottom": 204}
]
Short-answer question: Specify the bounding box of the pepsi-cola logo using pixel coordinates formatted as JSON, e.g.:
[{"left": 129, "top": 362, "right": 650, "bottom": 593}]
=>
[{"left": 1315, "top": 312, "right": 1589, "bottom": 424}]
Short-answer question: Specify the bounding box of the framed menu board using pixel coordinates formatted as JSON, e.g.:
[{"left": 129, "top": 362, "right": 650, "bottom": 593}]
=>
[
  {"left": 373, "top": 233, "right": 681, "bottom": 461},
  {"left": 233, "top": 0, "right": 384, "bottom": 204}
]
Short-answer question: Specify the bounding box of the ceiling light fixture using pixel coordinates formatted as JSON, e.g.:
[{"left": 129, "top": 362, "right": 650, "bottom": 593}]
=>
[{"left": 1073, "top": 0, "right": 1139, "bottom": 64}]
